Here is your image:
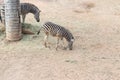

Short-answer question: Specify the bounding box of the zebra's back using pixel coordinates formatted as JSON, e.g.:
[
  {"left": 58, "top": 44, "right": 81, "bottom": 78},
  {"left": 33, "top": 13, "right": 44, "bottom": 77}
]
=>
[
  {"left": 42, "top": 22, "right": 74, "bottom": 42},
  {"left": 37, "top": 22, "right": 74, "bottom": 50},
  {"left": 20, "top": 3, "right": 39, "bottom": 15},
  {"left": 20, "top": 3, "right": 40, "bottom": 22},
  {"left": 0, "top": 3, "right": 41, "bottom": 23}
]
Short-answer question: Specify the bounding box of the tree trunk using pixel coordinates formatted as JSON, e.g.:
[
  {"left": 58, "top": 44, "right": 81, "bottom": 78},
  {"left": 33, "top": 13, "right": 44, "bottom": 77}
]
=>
[{"left": 4, "top": 0, "right": 22, "bottom": 41}]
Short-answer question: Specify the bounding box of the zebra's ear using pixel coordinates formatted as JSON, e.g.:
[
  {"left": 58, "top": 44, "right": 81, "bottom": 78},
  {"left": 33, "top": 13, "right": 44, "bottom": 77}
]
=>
[
  {"left": 1, "top": 9, "right": 4, "bottom": 11},
  {"left": 71, "top": 39, "right": 75, "bottom": 42}
]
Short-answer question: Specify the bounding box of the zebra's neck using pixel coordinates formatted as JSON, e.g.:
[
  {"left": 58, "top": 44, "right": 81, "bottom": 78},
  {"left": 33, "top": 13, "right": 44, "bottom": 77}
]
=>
[
  {"left": 29, "top": 7, "right": 38, "bottom": 14},
  {"left": 65, "top": 36, "right": 74, "bottom": 42},
  {"left": 64, "top": 30, "right": 74, "bottom": 42}
]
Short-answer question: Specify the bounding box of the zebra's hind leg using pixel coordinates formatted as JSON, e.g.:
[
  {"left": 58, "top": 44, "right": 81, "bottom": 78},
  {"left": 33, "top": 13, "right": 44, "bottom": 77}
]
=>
[{"left": 44, "top": 34, "right": 51, "bottom": 49}]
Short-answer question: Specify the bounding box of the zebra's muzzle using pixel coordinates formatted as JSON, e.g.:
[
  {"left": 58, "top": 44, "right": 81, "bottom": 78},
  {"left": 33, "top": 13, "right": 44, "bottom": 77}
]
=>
[
  {"left": 0, "top": 16, "right": 2, "bottom": 23},
  {"left": 37, "top": 20, "right": 40, "bottom": 22}
]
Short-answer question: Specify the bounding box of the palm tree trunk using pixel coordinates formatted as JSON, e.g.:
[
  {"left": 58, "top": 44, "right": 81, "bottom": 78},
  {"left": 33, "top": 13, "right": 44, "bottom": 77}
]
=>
[{"left": 4, "top": 0, "right": 22, "bottom": 41}]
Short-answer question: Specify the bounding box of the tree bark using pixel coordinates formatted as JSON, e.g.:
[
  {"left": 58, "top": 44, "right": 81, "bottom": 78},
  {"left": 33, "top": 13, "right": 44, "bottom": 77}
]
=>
[{"left": 4, "top": 0, "right": 22, "bottom": 41}]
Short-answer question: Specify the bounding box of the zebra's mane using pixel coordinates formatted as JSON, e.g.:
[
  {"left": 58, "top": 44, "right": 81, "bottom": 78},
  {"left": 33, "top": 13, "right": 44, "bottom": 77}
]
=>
[
  {"left": 53, "top": 23, "right": 74, "bottom": 42},
  {"left": 63, "top": 27, "right": 74, "bottom": 41},
  {"left": 22, "top": 3, "right": 40, "bottom": 13},
  {"left": 43, "top": 22, "right": 74, "bottom": 42}
]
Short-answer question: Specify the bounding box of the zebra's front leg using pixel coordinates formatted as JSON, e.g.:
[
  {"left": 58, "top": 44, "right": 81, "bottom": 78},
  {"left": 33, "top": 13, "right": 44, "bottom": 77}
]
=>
[
  {"left": 61, "top": 39, "right": 67, "bottom": 50},
  {"left": 0, "top": 16, "right": 2, "bottom": 23},
  {"left": 22, "top": 14, "right": 26, "bottom": 24},
  {"left": 60, "top": 37, "right": 66, "bottom": 50},
  {"left": 56, "top": 37, "right": 60, "bottom": 50}
]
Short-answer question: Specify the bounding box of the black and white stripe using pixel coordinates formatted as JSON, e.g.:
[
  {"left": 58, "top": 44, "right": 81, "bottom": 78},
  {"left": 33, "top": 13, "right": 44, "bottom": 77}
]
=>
[
  {"left": 0, "top": 3, "right": 41, "bottom": 23},
  {"left": 37, "top": 22, "right": 74, "bottom": 50},
  {"left": 0, "top": 10, "right": 2, "bottom": 22},
  {"left": 20, "top": 3, "right": 41, "bottom": 23},
  {"left": 0, "top": 4, "right": 5, "bottom": 23}
]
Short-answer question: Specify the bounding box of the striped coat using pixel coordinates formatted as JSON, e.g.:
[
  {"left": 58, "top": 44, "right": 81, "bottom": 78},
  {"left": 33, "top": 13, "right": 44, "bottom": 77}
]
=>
[
  {"left": 20, "top": 3, "right": 41, "bottom": 23},
  {"left": 0, "top": 10, "right": 2, "bottom": 22},
  {"left": 37, "top": 22, "right": 74, "bottom": 50},
  {"left": 0, "top": 3, "right": 41, "bottom": 23}
]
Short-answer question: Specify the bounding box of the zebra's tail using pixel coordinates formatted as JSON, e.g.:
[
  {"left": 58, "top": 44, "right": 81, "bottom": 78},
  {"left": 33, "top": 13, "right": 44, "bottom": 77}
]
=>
[
  {"left": 37, "top": 26, "right": 42, "bottom": 35},
  {"left": 37, "top": 29, "right": 41, "bottom": 35}
]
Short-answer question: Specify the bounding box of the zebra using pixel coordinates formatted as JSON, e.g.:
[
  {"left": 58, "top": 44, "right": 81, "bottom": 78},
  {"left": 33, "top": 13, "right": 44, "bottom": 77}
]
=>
[
  {"left": 37, "top": 22, "right": 75, "bottom": 50},
  {"left": 20, "top": 3, "right": 41, "bottom": 23},
  {"left": 0, "top": 3, "right": 41, "bottom": 24},
  {"left": 0, "top": 4, "right": 5, "bottom": 23},
  {"left": 0, "top": 16, "right": 1, "bottom": 22},
  {"left": 0, "top": 11, "right": 2, "bottom": 22}
]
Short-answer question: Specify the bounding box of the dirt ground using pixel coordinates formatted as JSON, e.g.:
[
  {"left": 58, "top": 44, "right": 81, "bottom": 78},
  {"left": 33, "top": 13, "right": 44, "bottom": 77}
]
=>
[{"left": 0, "top": 0, "right": 120, "bottom": 80}]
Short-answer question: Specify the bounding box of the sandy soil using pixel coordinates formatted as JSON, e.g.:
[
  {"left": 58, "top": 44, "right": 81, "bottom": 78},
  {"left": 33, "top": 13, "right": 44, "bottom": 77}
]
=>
[{"left": 0, "top": 0, "right": 120, "bottom": 80}]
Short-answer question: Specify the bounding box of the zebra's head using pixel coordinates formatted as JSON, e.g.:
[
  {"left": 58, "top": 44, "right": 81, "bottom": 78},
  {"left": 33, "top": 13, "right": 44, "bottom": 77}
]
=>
[
  {"left": 34, "top": 10, "right": 41, "bottom": 22},
  {"left": 68, "top": 37, "right": 75, "bottom": 50},
  {"left": 0, "top": 9, "right": 5, "bottom": 23},
  {"left": 0, "top": 12, "right": 2, "bottom": 23},
  {"left": 0, "top": 16, "right": 1, "bottom": 22}
]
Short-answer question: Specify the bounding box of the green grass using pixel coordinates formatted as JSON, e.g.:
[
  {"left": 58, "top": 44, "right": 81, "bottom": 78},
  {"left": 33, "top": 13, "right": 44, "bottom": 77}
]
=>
[
  {"left": 21, "top": 23, "right": 41, "bottom": 41},
  {"left": 22, "top": 23, "right": 40, "bottom": 32},
  {"left": 0, "top": 23, "right": 41, "bottom": 41}
]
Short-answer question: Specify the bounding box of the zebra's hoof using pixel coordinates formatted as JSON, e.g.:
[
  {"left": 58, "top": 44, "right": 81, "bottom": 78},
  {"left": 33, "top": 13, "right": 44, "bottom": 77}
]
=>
[
  {"left": 47, "top": 46, "right": 51, "bottom": 49},
  {"left": 63, "top": 47, "right": 67, "bottom": 50},
  {"left": 45, "top": 45, "right": 51, "bottom": 49},
  {"left": 55, "top": 47, "right": 58, "bottom": 51}
]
